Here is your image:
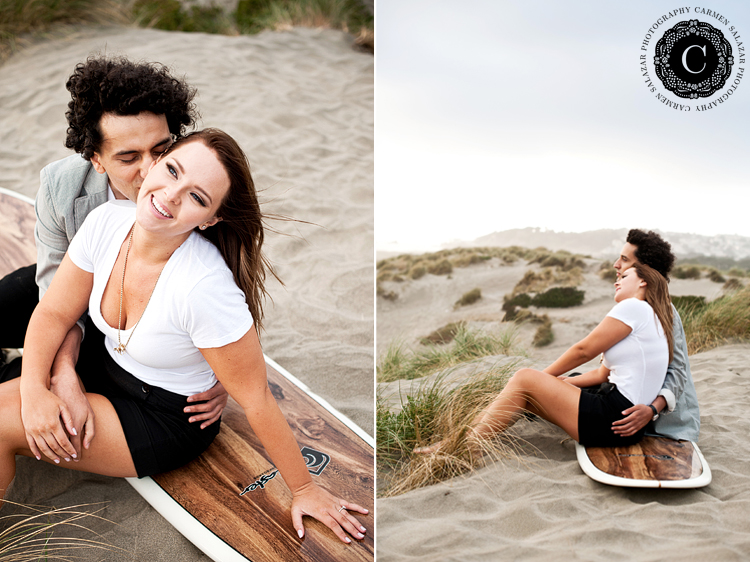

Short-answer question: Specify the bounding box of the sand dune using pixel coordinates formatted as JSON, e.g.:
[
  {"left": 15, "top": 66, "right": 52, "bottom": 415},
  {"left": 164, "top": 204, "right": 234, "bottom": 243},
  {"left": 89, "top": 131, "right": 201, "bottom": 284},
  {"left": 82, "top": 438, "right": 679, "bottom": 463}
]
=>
[
  {"left": 377, "top": 253, "right": 750, "bottom": 560},
  {"left": 377, "top": 254, "right": 727, "bottom": 366},
  {"left": 0, "top": 25, "right": 372, "bottom": 560},
  {"left": 377, "top": 344, "right": 750, "bottom": 561}
]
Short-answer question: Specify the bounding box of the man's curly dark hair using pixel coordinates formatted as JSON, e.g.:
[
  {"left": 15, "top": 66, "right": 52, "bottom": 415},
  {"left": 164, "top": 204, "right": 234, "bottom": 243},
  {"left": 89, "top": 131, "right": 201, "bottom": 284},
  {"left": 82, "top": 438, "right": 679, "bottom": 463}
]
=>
[
  {"left": 626, "top": 229, "right": 675, "bottom": 281},
  {"left": 64, "top": 56, "right": 198, "bottom": 160}
]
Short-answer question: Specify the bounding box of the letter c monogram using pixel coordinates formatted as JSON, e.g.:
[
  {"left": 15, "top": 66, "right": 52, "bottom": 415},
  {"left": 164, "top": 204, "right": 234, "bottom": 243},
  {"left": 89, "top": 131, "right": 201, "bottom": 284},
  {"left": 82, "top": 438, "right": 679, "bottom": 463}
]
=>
[{"left": 682, "top": 44, "right": 707, "bottom": 74}]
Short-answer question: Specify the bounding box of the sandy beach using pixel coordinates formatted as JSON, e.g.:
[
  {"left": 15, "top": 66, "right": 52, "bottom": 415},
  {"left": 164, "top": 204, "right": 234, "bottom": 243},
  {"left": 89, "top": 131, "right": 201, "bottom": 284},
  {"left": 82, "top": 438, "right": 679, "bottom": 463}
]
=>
[
  {"left": 0, "top": 25, "right": 372, "bottom": 560},
  {"left": 377, "top": 251, "right": 750, "bottom": 560}
]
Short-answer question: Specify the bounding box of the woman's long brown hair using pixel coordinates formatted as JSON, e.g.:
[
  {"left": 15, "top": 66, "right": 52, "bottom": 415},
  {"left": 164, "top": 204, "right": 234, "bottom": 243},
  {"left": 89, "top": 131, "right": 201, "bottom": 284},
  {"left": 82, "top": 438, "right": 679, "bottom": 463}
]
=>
[
  {"left": 167, "top": 128, "right": 280, "bottom": 335},
  {"left": 633, "top": 262, "right": 674, "bottom": 363}
]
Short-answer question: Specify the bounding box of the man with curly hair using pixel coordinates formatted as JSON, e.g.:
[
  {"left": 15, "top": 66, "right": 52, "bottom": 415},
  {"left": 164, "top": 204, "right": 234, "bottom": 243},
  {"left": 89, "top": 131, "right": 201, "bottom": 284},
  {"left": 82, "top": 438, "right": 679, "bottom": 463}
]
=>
[
  {"left": 0, "top": 56, "right": 227, "bottom": 456},
  {"left": 608, "top": 229, "right": 701, "bottom": 441}
]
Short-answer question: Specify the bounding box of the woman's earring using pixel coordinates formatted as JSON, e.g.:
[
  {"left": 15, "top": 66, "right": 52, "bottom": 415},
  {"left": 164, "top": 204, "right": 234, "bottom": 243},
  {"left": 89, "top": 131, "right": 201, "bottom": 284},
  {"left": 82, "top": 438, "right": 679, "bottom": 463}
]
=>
[{"left": 200, "top": 225, "right": 207, "bottom": 230}]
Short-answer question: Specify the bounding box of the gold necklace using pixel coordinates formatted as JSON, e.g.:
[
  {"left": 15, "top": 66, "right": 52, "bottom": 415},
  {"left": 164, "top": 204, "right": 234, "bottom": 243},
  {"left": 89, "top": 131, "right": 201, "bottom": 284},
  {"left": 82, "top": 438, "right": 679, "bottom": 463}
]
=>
[{"left": 114, "top": 224, "right": 167, "bottom": 355}]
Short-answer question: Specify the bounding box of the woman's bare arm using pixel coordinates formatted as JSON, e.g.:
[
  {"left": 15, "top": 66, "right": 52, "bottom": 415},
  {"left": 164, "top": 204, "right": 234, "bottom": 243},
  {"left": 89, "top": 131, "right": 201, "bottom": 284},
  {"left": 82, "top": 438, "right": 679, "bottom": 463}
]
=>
[
  {"left": 543, "top": 316, "right": 631, "bottom": 377},
  {"left": 560, "top": 365, "right": 610, "bottom": 388},
  {"left": 200, "top": 329, "right": 368, "bottom": 543},
  {"left": 20, "top": 254, "right": 93, "bottom": 462}
]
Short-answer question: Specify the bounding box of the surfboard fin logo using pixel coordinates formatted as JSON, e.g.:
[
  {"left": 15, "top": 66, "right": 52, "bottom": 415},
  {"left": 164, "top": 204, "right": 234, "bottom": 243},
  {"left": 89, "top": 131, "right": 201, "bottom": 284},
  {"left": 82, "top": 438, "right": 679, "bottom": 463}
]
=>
[
  {"left": 239, "top": 447, "right": 330, "bottom": 495},
  {"left": 301, "top": 446, "right": 330, "bottom": 476}
]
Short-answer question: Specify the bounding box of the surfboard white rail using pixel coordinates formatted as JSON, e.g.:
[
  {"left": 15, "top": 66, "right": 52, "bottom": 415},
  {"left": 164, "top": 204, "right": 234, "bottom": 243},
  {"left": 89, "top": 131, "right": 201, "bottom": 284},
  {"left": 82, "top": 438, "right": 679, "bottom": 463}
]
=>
[
  {"left": 575, "top": 440, "right": 712, "bottom": 489},
  {"left": 0, "top": 186, "right": 35, "bottom": 204}
]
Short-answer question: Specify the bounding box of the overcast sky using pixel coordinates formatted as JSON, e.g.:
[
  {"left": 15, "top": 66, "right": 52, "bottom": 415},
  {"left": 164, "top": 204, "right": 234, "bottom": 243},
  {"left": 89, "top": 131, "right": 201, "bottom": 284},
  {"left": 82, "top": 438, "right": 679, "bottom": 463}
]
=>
[{"left": 376, "top": 0, "right": 750, "bottom": 253}]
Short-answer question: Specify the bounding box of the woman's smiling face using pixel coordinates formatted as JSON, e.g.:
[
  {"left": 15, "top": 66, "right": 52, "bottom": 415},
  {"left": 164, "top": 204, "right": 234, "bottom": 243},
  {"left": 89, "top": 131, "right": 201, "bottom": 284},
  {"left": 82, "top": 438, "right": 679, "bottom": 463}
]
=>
[{"left": 136, "top": 140, "right": 230, "bottom": 237}]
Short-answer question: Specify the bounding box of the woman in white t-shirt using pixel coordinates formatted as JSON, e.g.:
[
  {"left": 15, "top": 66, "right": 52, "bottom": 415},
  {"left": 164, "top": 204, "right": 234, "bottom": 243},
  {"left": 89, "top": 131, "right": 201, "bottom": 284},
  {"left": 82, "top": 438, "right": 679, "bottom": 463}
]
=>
[
  {"left": 1, "top": 129, "right": 368, "bottom": 543},
  {"left": 417, "top": 262, "right": 675, "bottom": 452}
]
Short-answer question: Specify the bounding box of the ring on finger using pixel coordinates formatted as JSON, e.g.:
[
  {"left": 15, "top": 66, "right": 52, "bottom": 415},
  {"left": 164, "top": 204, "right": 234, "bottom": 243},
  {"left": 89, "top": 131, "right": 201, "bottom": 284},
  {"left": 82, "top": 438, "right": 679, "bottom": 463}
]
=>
[{"left": 338, "top": 506, "right": 347, "bottom": 513}]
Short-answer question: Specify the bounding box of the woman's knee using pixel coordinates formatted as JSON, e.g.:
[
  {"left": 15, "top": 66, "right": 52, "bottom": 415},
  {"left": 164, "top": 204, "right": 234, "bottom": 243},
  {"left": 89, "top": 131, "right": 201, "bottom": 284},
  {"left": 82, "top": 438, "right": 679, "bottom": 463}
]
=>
[{"left": 511, "top": 368, "right": 541, "bottom": 386}]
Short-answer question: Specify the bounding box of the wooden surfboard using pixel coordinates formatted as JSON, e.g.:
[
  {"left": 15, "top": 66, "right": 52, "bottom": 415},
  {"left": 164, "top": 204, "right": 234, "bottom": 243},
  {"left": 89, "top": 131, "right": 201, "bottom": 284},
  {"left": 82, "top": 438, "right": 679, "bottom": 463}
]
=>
[
  {"left": 575, "top": 436, "right": 711, "bottom": 489},
  {"left": 0, "top": 187, "right": 374, "bottom": 561}
]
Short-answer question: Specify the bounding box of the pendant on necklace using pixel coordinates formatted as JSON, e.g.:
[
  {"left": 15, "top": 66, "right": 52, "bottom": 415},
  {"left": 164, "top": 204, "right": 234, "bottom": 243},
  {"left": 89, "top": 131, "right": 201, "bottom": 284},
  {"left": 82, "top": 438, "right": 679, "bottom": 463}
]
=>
[{"left": 114, "top": 343, "right": 126, "bottom": 354}]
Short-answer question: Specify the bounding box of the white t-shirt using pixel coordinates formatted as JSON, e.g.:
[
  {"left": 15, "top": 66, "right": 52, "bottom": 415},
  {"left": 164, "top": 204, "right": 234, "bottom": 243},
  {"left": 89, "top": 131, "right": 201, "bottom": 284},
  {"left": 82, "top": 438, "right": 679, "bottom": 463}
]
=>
[
  {"left": 603, "top": 298, "right": 669, "bottom": 406},
  {"left": 67, "top": 201, "right": 254, "bottom": 396}
]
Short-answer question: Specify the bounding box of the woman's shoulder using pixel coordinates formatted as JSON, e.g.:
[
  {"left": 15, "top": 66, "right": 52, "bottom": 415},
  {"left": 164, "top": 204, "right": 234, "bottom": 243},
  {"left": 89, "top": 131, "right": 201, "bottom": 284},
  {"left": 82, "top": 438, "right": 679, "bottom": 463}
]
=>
[
  {"left": 79, "top": 201, "right": 134, "bottom": 238},
  {"left": 174, "top": 233, "right": 235, "bottom": 287},
  {"left": 609, "top": 297, "right": 652, "bottom": 319},
  {"left": 86, "top": 200, "right": 134, "bottom": 223}
]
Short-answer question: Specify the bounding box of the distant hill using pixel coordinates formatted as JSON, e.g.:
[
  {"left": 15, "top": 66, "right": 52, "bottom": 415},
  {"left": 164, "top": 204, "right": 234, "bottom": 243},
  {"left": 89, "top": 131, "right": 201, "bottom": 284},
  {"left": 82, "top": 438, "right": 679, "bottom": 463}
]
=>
[{"left": 453, "top": 228, "right": 750, "bottom": 262}]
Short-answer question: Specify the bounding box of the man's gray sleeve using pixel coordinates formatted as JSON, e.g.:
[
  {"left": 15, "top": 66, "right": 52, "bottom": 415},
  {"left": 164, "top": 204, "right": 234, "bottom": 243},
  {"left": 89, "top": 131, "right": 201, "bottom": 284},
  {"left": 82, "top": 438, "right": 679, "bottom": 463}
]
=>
[
  {"left": 34, "top": 165, "right": 86, "bottom": 335},
  {"left": 34, "top": 165, "right": 68, "bottom": 300},
  {"left": 659, "top": 307, "right": 688, "bottom": 413}
]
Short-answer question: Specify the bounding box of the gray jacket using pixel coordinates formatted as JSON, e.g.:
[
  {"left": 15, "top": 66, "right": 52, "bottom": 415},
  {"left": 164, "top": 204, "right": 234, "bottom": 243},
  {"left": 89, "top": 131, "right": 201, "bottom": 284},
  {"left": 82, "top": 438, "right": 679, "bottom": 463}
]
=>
[
  {"left": 34, "top": 154, "right": 108, "bottom": 334},
  {"left": 651, "top": 306, "right": 701, "bottom": 442}
]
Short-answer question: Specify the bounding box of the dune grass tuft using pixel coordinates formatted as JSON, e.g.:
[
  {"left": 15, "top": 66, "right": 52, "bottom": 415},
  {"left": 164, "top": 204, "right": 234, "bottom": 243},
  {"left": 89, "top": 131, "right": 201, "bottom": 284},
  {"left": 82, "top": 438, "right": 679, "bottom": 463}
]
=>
[
  {"left": 679, "top": 284, "right": 750, "bottom": 354},
  {"left": 672, "top": 265, "right": 702, "bottom": 280},
  {"left": 420, "top": 321, "right": 465, "bottom": 346},
  {"left": 378, "top": 324, "right": 522, "bottom": 383},
  {"left": 0, "top": 501, "right": 122, "bottom": 560},
  {"left": 133, "top": 0, "right": 233, "bottom": 34},
  {"left": 235, "top": 0, "right": 372, "bottom": 38},
  {"left": 532, "top": 314, "right": 554, "bottom": 347},
  {"left": 598, "top": 262, "right": 617, "bottom": 282},
  {"left": 0, "top": 0, "right": 131, "bottom": 62},
  {"left": 455, "top": 287, "right": 481, "bottom": 307},
  {"left": 723, "top": 278, "right": 744, "bottom": 292},
  {"left": 377, "top": 363, "right": 523, "bottom": 497},
  {"left": 1, "top": 0, "right": 373, "bottom": 64}
]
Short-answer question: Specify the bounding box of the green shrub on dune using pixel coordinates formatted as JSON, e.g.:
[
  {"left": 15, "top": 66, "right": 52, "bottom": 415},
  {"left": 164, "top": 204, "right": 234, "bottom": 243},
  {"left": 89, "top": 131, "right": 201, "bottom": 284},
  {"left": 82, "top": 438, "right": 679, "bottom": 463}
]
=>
[{"left": 531, "top": 287, "right": 585, "bottom": 308}]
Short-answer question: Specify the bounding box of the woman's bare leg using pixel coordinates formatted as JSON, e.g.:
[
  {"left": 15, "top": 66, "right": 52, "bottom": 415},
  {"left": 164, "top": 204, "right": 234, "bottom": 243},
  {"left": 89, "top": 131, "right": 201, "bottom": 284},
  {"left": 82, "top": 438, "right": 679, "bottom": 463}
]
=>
[
  {"left": 472, "top": 368, "right": 582, "bottom": 441},
  {"left": 0, "top": 378, "right": 137, "bottom": 499},
  {"left": 415, "top": 368, "right": 582, "bottom": 453}
]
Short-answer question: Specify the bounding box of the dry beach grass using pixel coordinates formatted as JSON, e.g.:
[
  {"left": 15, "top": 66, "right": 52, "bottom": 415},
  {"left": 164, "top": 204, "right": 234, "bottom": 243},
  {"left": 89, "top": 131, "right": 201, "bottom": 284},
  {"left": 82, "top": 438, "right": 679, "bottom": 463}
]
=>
[{"left": 377, "top": 246, "right": 750, "bottom": 560}]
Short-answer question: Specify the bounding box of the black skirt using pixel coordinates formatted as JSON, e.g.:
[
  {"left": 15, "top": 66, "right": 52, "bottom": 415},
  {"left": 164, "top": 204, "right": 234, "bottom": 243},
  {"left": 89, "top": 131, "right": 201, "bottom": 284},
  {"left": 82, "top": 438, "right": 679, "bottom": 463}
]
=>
[
  {"left": 578, "top": 382, "right": 647, "bottom": 447},
  {"left": 77, "top": 320, "right": 220, "bottom": 477}
]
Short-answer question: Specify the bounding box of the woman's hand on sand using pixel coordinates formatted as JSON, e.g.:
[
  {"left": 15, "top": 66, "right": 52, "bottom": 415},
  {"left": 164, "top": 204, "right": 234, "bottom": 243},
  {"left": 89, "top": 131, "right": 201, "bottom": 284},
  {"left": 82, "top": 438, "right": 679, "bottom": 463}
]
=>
[
  {"left": 290, "top": 482, "right": 369, "bottom": 543},
  {"left": 185, "top": 379, "right": 228, "bottom": 429},
  {"left": 20, "top": 386, "right": 79, "bottom": 464}
]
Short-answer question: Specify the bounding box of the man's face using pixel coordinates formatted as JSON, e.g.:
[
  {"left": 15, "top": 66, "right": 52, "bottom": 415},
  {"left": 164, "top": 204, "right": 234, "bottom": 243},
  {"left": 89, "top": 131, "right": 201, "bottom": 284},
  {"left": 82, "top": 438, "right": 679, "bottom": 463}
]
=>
[
  {"left": 613, "top": 242, "right": 639, "bottom": 277},
  {"left": 90, "top": 112, "right": 171, "bottom": 202}
]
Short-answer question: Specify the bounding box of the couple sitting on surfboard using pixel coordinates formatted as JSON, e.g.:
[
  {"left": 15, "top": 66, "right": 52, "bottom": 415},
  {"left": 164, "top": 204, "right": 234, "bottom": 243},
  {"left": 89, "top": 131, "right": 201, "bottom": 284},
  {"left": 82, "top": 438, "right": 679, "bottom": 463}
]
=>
[
  {"left": 417, "top": 230, "right": 700, "bottom": 454},
  {"left": 0, "top": 56, "right": 367, "bottom": 544}
]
